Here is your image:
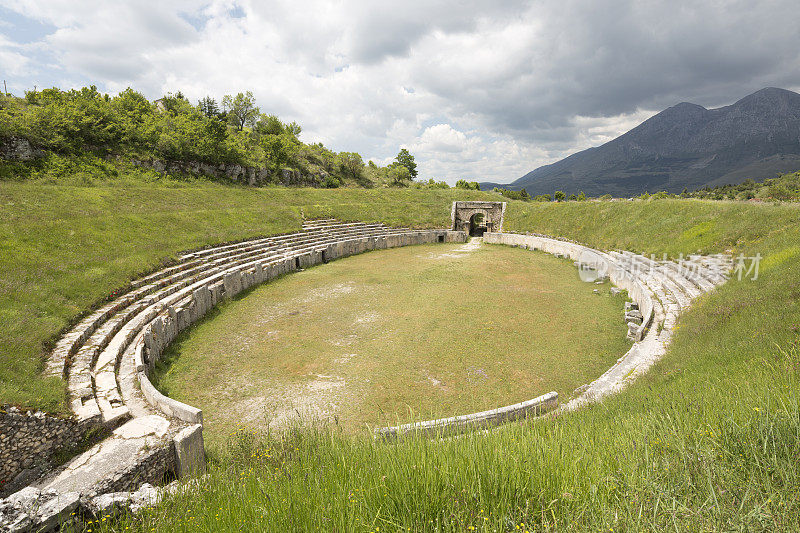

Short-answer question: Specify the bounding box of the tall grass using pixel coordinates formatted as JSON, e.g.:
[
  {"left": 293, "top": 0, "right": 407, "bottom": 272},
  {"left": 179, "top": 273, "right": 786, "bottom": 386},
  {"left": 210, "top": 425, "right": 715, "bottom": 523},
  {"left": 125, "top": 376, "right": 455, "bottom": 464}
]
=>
[
  {"left": 99, "top": 343, "right": 800, "bottom": 531},
  {"left": 84, "top": 197, "right": 800, "bottom": 531}
]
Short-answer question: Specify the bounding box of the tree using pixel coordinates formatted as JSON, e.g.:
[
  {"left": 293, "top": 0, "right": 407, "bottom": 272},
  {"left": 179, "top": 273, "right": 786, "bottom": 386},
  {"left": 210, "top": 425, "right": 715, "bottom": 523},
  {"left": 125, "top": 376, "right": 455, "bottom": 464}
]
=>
[
  {"left": 197, "top": 96, "right": 220, "bottom": 119},
  {"left": 159, "top": 92, "right": 193, "bottom": 115},
  {"left": 426, "top": 178, "right": 449, "bottom": 189},
  {"left": 259, "top": 133, "right": 297, "bottom": 170},
  {"left": 284, "top": 121, "right": 302, "bottom": 138},
  {"left": 455, "top": 179, "right": 480, "bottom": 190},
  {"left": 222, "top": 91, "right": 260, "bottom": 131},
  {"left": 336, "top": 152, "right": 365, "bottom": 181},
  {"left": 394, "top": 148, "right": 417, "bottom": 179},
  {"left": 554, "top": 190, "right": 566, "bottom": 202},
  {"left": 388, "top": 165, "right": 412, "bottom": 186},
  {"left": 255, "top": 114, "right": 284, "bottom": 136}
]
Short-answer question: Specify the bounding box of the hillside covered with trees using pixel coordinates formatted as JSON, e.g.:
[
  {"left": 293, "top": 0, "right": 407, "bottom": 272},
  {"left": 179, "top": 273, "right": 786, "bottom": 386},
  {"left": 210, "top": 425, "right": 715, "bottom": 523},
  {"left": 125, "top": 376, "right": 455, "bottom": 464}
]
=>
[{"left": 0, "top": 87, "right": 428, "bottom": 189}]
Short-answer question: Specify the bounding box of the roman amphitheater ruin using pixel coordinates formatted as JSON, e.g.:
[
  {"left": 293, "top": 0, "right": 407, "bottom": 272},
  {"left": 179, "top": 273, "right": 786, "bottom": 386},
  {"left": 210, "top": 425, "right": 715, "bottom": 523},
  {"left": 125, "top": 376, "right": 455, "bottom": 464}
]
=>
[{"left": 0, "top": 202, "right": 732, "bottom": 530}]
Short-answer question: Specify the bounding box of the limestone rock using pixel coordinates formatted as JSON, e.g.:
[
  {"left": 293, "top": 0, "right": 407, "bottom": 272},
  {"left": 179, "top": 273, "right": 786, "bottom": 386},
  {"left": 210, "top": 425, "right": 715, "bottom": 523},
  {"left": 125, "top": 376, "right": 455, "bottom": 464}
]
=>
[
  {"left": 0, "top": 487, "right": 79, "bottom": 532},
  {"left": 625, "top": 309, "right": 644, "bottom": 326},
  {"left": 0, "top": 137, "right": 42, "bottom": 161},
  {"left": 86, "top": 482, "right": 164, "bottom": 516}
]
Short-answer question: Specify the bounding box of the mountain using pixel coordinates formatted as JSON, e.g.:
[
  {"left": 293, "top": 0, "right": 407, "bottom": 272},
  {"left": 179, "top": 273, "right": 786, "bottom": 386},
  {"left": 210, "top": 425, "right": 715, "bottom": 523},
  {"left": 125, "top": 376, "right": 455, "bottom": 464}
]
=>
[{"left": 483, "top": 87, "right": 800, "bottom": 196}]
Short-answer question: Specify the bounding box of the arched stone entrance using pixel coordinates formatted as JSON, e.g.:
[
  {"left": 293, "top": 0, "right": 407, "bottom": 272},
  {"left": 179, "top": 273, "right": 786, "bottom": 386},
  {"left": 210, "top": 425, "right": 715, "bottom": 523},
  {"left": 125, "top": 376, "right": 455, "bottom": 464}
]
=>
[
  {"left": 469, "top": 212, "right": 486, "bottom": 236},
  {"left": 451, "top": 201, "right": 505, "bottom": 236}
]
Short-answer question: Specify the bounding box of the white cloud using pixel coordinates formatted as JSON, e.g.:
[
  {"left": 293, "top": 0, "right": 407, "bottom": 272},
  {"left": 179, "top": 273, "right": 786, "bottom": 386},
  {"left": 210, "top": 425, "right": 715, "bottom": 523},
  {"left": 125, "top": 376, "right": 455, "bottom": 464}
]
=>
[
  {"left": 1, "top": 0, "right": 799, "bottom": 183},
  {"left": 409, "top": 124, "right": 469, "bottom": 154},
  {"left": 0, "top": 33, "right": 30, "bottom": 76}
]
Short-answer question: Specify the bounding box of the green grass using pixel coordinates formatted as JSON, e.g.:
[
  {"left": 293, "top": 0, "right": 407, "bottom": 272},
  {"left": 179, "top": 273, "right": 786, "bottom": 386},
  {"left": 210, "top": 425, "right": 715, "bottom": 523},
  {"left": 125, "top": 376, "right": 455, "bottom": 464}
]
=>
[
  {"left": 506, "top": 198, "right": 800, "bottom": 257},
  {"left": 0, "top": 181, "right": 495, "bottom": 412},
  {"left": 153, "top": 242, "right": 629, "bottom": 445},
  {"left": 5, "top": 182, "right": 800, "bottom": 530},
  {"left": 80, "top": 197, "right": 800, "bottom": 532}
]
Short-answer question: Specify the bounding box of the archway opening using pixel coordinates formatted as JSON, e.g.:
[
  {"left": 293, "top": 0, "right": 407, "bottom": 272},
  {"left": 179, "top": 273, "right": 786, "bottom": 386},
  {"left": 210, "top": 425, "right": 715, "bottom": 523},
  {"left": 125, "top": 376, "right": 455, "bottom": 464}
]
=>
[{"left": 469, "top": 213, "right": 487, "bottom": 237}]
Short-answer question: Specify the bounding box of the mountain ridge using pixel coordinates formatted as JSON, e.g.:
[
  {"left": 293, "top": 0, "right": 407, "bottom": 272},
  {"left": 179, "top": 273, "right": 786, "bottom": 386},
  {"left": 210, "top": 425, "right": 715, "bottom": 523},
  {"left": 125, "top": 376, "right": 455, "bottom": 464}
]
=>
[{"left": 483, "top": 87, "right": 800, "bottom": 196}]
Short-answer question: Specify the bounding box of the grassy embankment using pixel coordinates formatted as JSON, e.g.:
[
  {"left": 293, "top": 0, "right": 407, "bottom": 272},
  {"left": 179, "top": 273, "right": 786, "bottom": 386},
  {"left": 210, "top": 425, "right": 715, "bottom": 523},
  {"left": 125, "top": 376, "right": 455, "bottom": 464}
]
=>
[
  {"left": 0, "top": 182, "right": 495, "bottom": 412},
  {"left": 89, "top": 198, "right": 800, "bottom": 532},
  {"left": 153, "top": 242, "right": 629, "bottom": 444}
]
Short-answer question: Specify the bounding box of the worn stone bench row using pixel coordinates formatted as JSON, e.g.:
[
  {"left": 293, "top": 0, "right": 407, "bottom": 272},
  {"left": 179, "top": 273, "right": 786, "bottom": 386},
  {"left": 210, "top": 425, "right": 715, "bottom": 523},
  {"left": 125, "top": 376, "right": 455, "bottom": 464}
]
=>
[
  {"left": 133, "top": 229, "right": 467, "bottom": 425},
  {"left": 65, "top": 225, "right": 462, "bottom": 432}
]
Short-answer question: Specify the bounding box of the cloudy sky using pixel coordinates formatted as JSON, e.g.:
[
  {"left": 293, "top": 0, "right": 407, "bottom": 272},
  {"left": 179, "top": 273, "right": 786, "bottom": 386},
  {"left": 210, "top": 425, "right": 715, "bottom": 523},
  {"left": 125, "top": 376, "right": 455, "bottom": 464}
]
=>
[{"left": 1, "top": 1, "right": 799, "bottom": 184}]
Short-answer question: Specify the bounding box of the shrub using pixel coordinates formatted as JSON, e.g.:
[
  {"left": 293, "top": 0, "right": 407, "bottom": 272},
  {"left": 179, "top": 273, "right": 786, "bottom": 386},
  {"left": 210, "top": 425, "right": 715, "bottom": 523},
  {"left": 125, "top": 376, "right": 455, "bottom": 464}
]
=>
[
  {"left": 322, "top": 175, "right": 341, "bottom": 188},
  {"left": 388, "top": 165, "right": 412, "bottom": 187},
  {"left": 456, "top": 179, "right": 480, "bottom": 190}
]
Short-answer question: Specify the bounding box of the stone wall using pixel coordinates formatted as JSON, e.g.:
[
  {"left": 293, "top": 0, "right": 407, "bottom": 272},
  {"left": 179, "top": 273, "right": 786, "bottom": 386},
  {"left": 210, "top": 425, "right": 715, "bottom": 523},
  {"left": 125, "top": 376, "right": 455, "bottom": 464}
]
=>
[
  {"left": 0, "top": 408, "right": 93, "bottom": 497},
  {"left": 92, "top": 442, "right": 176, "bottom": 496},
  {"left": 377, "top": 391, "right": 558, "bottom": 440},
  {"left": 128, "top": 157, "right": 323, "bottom": 187},
  {"left": 0, "top": 136, "right": 42, "bottom": 162}
]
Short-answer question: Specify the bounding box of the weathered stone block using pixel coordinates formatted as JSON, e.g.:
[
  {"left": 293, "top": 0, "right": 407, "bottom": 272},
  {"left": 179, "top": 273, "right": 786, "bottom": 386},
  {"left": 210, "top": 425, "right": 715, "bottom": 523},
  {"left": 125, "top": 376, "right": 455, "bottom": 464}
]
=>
[
  {"left": 210, "top": 282, "right": 223, "bottom": 306},
  {"left": 173, "top": 425, "right": 206, "bottom": 479}
]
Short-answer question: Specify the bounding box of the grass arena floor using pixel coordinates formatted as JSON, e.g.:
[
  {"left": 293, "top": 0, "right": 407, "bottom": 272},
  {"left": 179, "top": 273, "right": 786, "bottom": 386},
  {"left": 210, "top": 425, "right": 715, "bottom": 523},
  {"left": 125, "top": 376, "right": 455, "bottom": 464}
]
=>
[{"left": 152, "top": 240, "right": 630, "bottom": 444}]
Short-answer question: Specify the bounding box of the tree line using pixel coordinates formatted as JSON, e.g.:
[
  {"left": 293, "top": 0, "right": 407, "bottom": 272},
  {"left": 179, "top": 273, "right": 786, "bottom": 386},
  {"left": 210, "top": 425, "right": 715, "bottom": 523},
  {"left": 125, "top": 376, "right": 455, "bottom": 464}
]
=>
[{"left": 0, "top": 86, "right": 424, "bottom": 188}]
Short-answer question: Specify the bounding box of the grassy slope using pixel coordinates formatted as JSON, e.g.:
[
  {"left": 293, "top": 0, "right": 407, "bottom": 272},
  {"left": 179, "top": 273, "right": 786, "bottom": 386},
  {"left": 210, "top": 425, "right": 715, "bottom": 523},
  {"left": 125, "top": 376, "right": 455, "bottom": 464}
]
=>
[
  {"left": 506, "top": 198, "right": 800, "bottom": 257},
  {"left": 0, "top": 182, "right": 495, "bottom": 411},
  {"left": 153, "top": 243, "right": 629, "bottom": 444},
  {"left": 94, "top": 198, "right": 800, "bottom": 532}
]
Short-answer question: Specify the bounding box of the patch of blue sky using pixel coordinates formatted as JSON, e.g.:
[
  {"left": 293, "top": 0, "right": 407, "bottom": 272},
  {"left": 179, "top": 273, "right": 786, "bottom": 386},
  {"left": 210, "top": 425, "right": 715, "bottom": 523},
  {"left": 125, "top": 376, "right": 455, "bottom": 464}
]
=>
[{"left": 0, "top": 6, "right": 55, "bottom": 44}]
